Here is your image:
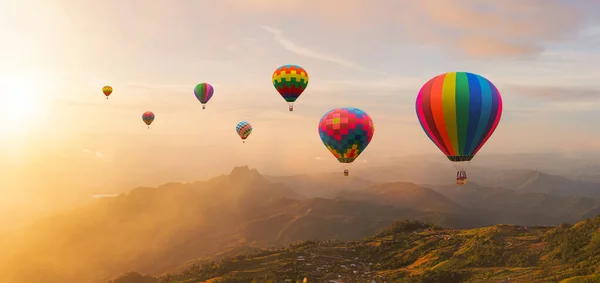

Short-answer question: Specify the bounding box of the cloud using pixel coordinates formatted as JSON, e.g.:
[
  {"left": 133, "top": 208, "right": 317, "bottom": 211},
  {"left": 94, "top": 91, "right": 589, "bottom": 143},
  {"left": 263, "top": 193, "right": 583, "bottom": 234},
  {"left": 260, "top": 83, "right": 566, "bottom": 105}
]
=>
[
  {"left": 92, "top": 194, "right": 119, "bottom": 199},
  {"left": 506, "top": 85, "right": 600, "bottom": 101},
  {"left": 81, "top": 149, "right": 105, "bottom": 158},
  {"left": 260, "top": 25, "right": 392, "bottom": 76},
  {"left": 240, "top": 0, "right": 591, "bottom": 58},
  {"left": 397, "top": 0, "right": 586, "bottom": 58}
]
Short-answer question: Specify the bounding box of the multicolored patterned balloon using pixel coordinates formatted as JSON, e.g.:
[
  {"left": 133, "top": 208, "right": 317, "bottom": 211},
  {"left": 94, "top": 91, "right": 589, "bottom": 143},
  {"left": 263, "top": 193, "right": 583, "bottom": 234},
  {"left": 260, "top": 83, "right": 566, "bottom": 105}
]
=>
[
  {"left": 194, "top": 83, "right": 214, "bottom": 109},
  {"left": 236, "top": 121, "right": 252, "bottom": 142},
  {"left": 416, "top": 72, "right": 502, "bottom": 160},
  {"left": 142, "top": 111, "right": 155, "bottom": 129},
  {"left": 102, "top": 86, "right": 112, "bottom": 99},
  {"left": 318, "top": 107, "right": 374, "bottom": 164},
  {"left": 272, "top": 65, "right": 309, "bottom": 111}
]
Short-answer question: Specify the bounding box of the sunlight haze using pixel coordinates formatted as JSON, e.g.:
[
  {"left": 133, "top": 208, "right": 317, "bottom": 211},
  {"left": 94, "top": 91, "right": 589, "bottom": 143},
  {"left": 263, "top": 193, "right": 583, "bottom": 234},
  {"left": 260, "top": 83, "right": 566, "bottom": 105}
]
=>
[{"left": 1, "top": 0, "right": 600, "bottom": 236}]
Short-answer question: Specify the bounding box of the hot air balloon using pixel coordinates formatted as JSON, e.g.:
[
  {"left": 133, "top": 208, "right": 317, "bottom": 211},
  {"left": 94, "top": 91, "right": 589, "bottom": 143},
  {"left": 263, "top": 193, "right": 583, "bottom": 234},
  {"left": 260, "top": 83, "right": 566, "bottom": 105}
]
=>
[
  {"left": 194, "top": 83, "right": 214, "bottom": 109},
  {"left": 142, "top": 111, "right": 155, "bottom": 129},
  {"left": 102, "top": 86, "right": 113, "bottom": 99},
  {"left": 416, "top": 72, "right": 503, "bottom": 186},
  {"left": 272, "top": 65, "right": 309, "bottom": 111},
  {"left": 318, "top": 107, "right": 374, "bottom": 176},
  {"left": 236, "top": 121, "right": 252, "bottom": 143}
]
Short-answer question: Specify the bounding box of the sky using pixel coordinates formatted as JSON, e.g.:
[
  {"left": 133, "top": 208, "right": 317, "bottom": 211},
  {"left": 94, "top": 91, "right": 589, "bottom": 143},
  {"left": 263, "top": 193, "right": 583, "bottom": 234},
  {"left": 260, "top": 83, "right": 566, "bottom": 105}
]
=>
[{"left": 1, "top": 0, "right": 600, "bottom": 218}]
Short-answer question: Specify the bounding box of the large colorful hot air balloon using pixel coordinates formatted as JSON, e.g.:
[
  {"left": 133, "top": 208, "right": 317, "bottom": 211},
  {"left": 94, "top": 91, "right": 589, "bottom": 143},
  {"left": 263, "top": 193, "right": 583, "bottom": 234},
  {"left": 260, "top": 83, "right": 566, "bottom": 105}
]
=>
[
  {"left": 194, "top": 83, "right": 214, "bottom": 109},
  {"left": 142, "top": 111, "right": 155, "bottom": 129},
  {"left": 102, "top": 86, "right": 113, "bottom": 99},
  {"left": 416, "top": 72, "right": 503, "bottom": 186},
  {"left": 236, "top": 121, "right": 252, "bottom": 143},
  {"left": 318, "top": 107, "right": 374, "bottom": 176},
  {"left": 272, "top": 65, "right": 309, "bottom": 111}
]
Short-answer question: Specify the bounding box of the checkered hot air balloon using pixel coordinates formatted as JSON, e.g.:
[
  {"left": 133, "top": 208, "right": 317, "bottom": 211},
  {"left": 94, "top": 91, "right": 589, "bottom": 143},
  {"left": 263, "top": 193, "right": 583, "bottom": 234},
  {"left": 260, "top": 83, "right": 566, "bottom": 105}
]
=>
[
  {"left": 102, "top": 86, "right": 112, "bottom": 99},
  {"left": 236, "top": 121, "right": 252, "bottom": 143},
  {"left": 318, "top": 107, "right": 374, "bottom": 176},
  {"left": 194, "top": 83, "right": 214, "bottom": 109},
  {"left": 142, "top": 111, "right": 155, "bottom": 129},
  {"left": 416, "top": 72, "right": 503, "bottom": 186},
  {"left": 272, "top": 64, "right": 309, "bottom": 111}
]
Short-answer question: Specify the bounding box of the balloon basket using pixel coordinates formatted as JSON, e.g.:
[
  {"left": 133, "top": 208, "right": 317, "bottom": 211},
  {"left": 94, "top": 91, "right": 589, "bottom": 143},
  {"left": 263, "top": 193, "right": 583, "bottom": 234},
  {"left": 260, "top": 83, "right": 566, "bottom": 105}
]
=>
[
  {"left": 243, "top": 140, "right": 245, "bottom": 143},
  {"left": 202, "top": 105, "right": 206, "bottom": 109},
  {"left": 343, "top": 170, "right": 349, "bottom": 177},
  {"left": 289, "top": 106, "right": 294, "bottom": 112}
]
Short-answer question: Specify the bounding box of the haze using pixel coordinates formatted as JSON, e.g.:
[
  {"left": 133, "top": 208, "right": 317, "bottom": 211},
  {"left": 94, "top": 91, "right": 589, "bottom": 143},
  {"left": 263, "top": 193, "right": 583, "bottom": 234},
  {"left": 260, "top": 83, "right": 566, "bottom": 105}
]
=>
[{"left": 2, "top": 0, "right": 600, "bottom": 255}]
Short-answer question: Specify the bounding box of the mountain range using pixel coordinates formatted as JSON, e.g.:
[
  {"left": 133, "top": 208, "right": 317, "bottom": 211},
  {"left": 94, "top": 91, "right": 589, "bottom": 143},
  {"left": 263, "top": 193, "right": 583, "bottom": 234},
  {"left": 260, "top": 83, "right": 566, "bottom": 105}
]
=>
[
  {"left": 124, "top": 217, "right": 600, "bottom": 283},
  {"left": 2, "top": 164, "right": 600, "bottom": 283}
]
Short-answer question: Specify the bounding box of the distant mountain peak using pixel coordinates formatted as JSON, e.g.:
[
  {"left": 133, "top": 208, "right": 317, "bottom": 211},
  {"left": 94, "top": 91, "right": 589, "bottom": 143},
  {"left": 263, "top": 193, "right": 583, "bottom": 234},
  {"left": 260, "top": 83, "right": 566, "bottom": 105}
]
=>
[{"left": 230, "top": 165, "right": 262, "bottom": 178}]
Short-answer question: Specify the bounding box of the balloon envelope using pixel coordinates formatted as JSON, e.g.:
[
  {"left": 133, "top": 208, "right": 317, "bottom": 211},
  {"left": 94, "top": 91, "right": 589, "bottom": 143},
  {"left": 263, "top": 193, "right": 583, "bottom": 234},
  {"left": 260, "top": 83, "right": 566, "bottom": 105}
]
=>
[
  {"left": 318, "top": 107, "right": 374, "bottom": 163},
  {"left": 102, "top": 86, "right": 113, "bottom": 98},
  {"left": 236, "top": 121, "right": 252, "bottom": 140},
  {"left": 194, "top": 83, "right": 214, "bottom": 105},
  {"left": 272, "top": 65, "right": 308, "bottom": 103},
  {"left": 142, "top": 111, "right": 155, "bottom": 126},
  {"left": 416, "top": 72, "right": 503, "bottom": 161}
]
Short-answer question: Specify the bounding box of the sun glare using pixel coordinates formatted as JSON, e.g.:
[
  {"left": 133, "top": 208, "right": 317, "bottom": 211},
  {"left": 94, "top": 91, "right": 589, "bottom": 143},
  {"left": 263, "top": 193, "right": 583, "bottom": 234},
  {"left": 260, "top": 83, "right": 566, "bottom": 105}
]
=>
[{"left": 0, "top": 73, "right": 43, "bottom": 136}]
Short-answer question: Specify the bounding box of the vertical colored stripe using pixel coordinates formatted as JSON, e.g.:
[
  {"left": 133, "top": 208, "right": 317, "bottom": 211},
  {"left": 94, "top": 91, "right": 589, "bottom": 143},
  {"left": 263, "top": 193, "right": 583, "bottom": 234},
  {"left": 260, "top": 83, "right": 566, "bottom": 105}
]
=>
[
  {"left": 441, "top": 73, "right": 458, "bottom": 155},
  {"left": 422, "top": 78, "right": 451, "bottom": 155},
  {"left": 454, "top": 72, "right": 470, "bottom": 155},
  {"left": 471, "top": 76, "right": 492, "bottom": 153},
  {"left": 416, "top": 91, "right": 434, "bottom": 142},
  {"left": 464, "top": 73, "right": 482, "bottom": 155},
  {"left": 430, "top": 74, "right": 454, "bottom": 155},
  {"left": 474, "top": 83, "right": 503, "bottom": 154}
]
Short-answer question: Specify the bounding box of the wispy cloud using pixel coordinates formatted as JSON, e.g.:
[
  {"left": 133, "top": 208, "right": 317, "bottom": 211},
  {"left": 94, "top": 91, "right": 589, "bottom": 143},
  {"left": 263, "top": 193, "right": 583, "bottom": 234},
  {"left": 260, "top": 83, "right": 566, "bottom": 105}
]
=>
[
  {"left": 92, "top": 194, "right": 119, "bottom": 199},
  {"left": 243, "top": 0, "right": 593, "bottom": 59},
  {"left": 507, "top": 85, "right": 600, "bottom": 101},
  {"left": 81, "top": 148, "right": 105, "bottom": 158},
  {"left": 398, "top": 0, "right": 586, "bottom": 58},
  {"left": 260, "top": 25, "right": 392, "bottom": 76}
]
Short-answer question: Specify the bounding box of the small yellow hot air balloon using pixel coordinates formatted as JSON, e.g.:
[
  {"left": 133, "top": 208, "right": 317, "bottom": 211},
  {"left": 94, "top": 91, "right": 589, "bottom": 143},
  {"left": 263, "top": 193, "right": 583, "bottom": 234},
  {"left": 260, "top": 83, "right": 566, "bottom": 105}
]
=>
[{"left": 102, "top": 86, "right": 113, "bottom": 99}]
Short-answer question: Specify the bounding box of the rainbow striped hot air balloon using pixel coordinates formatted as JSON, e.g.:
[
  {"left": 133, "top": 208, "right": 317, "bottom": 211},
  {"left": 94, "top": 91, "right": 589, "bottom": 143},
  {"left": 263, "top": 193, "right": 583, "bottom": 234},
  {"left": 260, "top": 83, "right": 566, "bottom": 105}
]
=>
[
  {"left": 194, "top": 83, "right": 214, "bottom": 109},
  {"left": 318, "top": 107, "right": 374, "bottom": 176},
  {"left": 416, "top": 72, "right": 503, "bottom": 185},
  {"left": 236, "top": 121, "right": 252, "bottom": 143},
  {"left": 272, "top": 65, "right": 309, "bottom": 111}
]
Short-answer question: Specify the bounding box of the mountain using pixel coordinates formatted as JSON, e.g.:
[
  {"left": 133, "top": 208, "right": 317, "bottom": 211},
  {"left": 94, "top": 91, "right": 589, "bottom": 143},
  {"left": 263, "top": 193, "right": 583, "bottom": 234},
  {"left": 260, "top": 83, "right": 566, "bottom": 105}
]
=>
[
  {"left": 0, "top": 166, "right": 300, "bottom": 283},
  {"left": 472, "top": 169, "right": 600, "bottom": 198},
  {"left": 0, "top": 167, "right": 484, "bottom": 283},
  {"left": 424, "top": 182, "right": 600, "bottom": 225},
  {"left": 128, "top": 217, "right": 600, "bottom": 283},
  {"left": 265, "top": 173, "right": 375, "bottom": 198},
  {"left": 335, "top": 182, "right": 466, "bottom": 214},
  {"left": 350, "top": 155, "right": 600, "bottom": 191},
  {"left": 5, "top": 165, "right": 600, "bottom": 283}
]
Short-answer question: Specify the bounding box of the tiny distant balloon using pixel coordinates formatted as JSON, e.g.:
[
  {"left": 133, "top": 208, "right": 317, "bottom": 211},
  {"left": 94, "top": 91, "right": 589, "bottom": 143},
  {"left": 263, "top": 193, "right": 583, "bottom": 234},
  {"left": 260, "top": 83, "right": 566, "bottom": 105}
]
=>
[
  {"left": 236, "top": 121, "right": 252, "bottom": 143},
  {"left": 142, "top": 111, "right": 155, "bottom": 129},
  {"left": 102, "top": 86, "right": 113, "bottom": 99},
  {"left": 194, "top": 83, "right": 214, "bottom": 109},
  {"left": 272, "top": 65, "right": 309, "bottom": 111},
  {"left": 318, "top": 107, "right": 374, "bottom": 176}
]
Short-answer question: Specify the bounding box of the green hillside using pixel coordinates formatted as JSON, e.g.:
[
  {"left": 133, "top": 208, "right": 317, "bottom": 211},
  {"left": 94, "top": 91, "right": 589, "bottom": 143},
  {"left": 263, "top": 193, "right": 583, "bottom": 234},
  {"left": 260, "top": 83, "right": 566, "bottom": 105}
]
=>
[{"left": 116, "top": 216, "right": 600, "bottom": 283}]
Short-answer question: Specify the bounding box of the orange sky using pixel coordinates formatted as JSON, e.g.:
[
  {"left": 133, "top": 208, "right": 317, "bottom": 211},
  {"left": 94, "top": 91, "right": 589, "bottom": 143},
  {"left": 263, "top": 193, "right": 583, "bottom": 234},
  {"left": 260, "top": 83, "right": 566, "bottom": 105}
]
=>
[{"left": 1, "top": 0, "right": 600, "bottom": 227}]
